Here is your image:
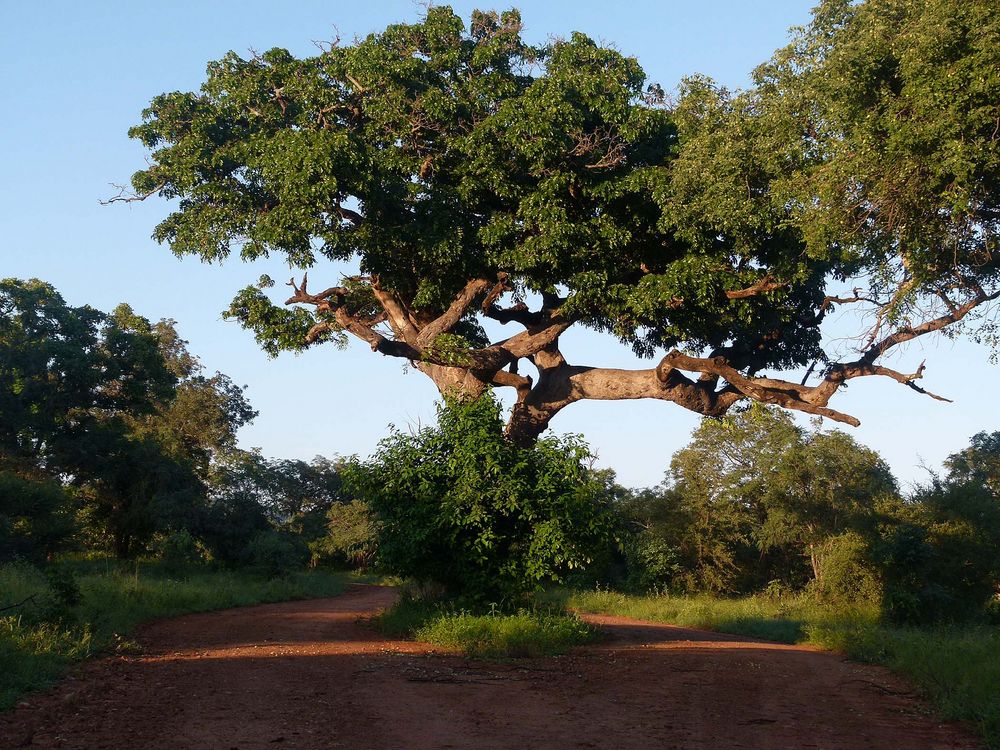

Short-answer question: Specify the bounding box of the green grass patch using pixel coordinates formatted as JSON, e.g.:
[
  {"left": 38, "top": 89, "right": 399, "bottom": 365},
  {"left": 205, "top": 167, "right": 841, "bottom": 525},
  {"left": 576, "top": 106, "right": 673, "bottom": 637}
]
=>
[
  {"left": 379, "top": 595, "right": 598, "bottom": 658},
  {"left": 0, "top": 559, "right": 350, "bottom": 710},
  {"left": 549, "top": 587, "right": 1000, "bottom": 748}
]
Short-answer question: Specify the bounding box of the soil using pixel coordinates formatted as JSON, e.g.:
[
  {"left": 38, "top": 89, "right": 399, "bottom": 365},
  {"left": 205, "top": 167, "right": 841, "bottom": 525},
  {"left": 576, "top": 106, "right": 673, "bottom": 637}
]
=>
[{"left": 0, "top": 584, "right": 981, "bottom": 749}]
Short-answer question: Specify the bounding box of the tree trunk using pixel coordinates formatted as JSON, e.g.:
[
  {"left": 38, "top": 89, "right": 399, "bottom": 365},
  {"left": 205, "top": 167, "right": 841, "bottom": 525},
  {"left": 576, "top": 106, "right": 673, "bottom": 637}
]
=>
[
  {"left": 808, "top": 542, "right": 820, "bottom": 583},
  {"left": 416, "top": 362, "right": 491, "bottom": 400},
  {"left": 504, "top": 402, "right": 554, "bottom": 447}
]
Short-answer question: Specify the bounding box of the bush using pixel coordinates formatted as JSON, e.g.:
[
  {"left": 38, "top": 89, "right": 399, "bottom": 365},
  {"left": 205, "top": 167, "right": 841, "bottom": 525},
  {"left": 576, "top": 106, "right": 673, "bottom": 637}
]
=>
[
  {"left": 0, "top": 473, "right": 74, "bottom": 564},
  {"left": 316, "top": 500, "right": 378, "bottom": 569},
  {"left": 878, "top": 482, "right": 1000, "bottom": 624},
  {"left": 344, "top": 395, "right": 618, "bottom": 603},
  {"left": 154, "top": 530, "right": 206, "bottom": 576},
  {"left": 623, "top": 530, "right": 682, "bottom": 593},
  {"left": 198, "top": 491, "right": 271, "bottom": 566},
  {"left": 245, "top": 530, "right": 310, "bottom": 578},
  {"left": 379, "top": 594, "right": 597, "bottom": 657},
  {"left": 810, "top": 532, "right": 881, "bottom": 604}
]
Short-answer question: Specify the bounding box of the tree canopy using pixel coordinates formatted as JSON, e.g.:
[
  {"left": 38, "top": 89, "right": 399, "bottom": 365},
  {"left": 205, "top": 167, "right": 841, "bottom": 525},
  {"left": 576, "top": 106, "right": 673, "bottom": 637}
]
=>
[{"left": 122, "top": 0, "right": 1000, "bottom": 442}]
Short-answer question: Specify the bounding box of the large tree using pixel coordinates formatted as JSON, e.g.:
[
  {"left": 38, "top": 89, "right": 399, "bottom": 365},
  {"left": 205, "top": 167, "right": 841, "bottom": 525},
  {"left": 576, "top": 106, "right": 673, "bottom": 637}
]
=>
[{"left": 120, "top": 0, "right": 999, "bottom": 443}]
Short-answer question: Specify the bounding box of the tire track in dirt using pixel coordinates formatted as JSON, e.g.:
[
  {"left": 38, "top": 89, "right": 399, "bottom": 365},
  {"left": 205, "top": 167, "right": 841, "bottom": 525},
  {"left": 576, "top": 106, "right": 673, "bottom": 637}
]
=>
[{"left": 0, "top": 585, "right": 980, "bottom": 749}]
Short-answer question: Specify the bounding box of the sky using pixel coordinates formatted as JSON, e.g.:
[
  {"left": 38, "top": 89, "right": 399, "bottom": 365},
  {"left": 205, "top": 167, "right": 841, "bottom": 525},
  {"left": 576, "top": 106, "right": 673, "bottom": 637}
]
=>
[{"left": 2, "top": 1, "right": 996, "bottom": 490}]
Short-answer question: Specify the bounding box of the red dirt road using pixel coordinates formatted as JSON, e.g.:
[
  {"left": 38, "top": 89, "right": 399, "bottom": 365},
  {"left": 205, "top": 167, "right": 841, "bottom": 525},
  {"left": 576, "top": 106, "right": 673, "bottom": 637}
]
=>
[{"left": 0, "top": 585, "right": 980, "bottom": 749}]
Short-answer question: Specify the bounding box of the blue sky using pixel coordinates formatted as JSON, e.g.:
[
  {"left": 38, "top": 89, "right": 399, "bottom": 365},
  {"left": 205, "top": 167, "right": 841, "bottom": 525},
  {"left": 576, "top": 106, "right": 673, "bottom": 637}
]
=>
[{"left": 2, "top": 1, "right": 996, "bottom": 489}]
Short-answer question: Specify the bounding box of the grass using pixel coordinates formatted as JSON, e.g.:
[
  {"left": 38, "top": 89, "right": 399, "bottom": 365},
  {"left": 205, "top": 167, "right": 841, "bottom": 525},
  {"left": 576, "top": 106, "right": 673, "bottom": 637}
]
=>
[
  {"left": 0, "top": 559, "right": 351, "bottom": 710},
  {"left": 379, "top": 594, "right": 598, "bottom": 658},
  {"left": 549, "top": 587, "right": 1000, "bottom": 748}
]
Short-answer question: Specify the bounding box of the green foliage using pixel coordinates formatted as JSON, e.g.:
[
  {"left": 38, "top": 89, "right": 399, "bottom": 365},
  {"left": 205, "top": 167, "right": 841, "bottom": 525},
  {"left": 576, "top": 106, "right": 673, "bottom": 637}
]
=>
[
  {"left": 0, "top": 560, "right": 348, "bottom": 709},
  {"left": 416, "top": 608, "right": 597, "bottom": 658},
  {"left": 759, "top": 429, "right": 896, "bottom": 585},
  {"left": 154, "top": 530, "right": 207, "bottom": 576},
  {"left": 126, "top": 4, "right": 857, "bottom": 371},
  {"left": 879, "top": 481, "right": 1000, "bottom": 624},
  {"left": 622, "top": 529, "right": 682, "bottom": 593},
  {"left": 946, "top": 431, "right": 1000, "bottom": 495},
  {"left": 620, "top": 405, "right": 893, "bottom": 597},
  {"left": 380, "top": 593, "right": 597, "bottom": 657},
  {"left": 0, "top": 278, "right": 175, "bottom": 473},
  {"left": 318, "top": 499, "right": 378, "bottom": 569},
  {"left": 0, "top": 279, "right": 260, "bottom": 560},
  {"left": 244, "top": 530, "right": 311, "bottom": 577},
  {"left": 806, "top": 532, "right": 882, "bottom": 605},
  {"left": 0, "top": 472, "right": 74, "bottom": 563},
  {"left": 421, "top": 333, "right": 474, "bottom": 367},
  {"left": 345, "top": 395, "right": 618, "bottom": 602}
]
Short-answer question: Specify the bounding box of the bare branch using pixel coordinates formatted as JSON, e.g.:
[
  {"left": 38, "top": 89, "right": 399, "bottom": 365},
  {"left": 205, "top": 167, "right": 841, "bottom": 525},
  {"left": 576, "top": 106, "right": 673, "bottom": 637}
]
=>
[
  {"left": 284, "top": 273, "right": 349, "bottom": 308},
  {"left": 100, "top": 181, "right": 166, "bottom": 206}
]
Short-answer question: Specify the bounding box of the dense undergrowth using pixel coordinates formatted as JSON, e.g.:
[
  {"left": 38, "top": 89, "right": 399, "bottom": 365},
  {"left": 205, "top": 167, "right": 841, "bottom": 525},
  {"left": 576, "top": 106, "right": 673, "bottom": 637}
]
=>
[
  {"left": 0, "top": 559, "right": 349, "bottom": 709},
  {"left": 550, "top": 588, "right": 1000, "bottom": 748},
  {"left": 379, "top": 594, "right": 598, "bottom": 658}
]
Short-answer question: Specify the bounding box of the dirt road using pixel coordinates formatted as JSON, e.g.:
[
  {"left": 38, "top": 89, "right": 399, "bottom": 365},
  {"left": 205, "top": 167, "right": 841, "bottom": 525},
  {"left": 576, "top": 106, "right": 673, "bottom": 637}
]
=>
[{"left": 0, "top": 585, "right": 979, "bottom": 749}]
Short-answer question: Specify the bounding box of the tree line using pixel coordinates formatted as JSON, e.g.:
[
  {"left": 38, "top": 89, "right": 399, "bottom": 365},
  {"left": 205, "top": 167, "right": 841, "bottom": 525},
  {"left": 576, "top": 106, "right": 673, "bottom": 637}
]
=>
[
  {"left": 607, "top": 406, "right": 1000, "bottom": 623},
  {"left": 4, "top": 279, "right": 998, "bottom": 624},
  {"left": 0, "top": 279, "right": 357, "bottom": 575}
]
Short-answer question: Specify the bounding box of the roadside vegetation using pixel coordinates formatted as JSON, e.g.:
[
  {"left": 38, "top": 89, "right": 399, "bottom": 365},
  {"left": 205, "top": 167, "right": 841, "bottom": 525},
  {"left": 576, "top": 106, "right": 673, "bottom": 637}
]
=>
[
  {"left": 379, "top": 594, "right": 597, "bottom": 658},
  {"left": 0, "top": 559, "right": 349, "bottom": 709}
]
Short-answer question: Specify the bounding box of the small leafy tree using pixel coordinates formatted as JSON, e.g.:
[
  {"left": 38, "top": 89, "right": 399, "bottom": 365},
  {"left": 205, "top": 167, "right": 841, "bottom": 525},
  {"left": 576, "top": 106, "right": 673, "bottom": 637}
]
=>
[{"left": 344, "top": 395, "right": 617, "bottom": 602}]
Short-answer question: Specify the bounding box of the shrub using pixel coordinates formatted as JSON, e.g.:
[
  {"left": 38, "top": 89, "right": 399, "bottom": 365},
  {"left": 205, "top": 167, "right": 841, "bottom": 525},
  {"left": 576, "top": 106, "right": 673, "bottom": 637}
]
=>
[
  {"left": 316, "top": 500, "right": 378, "bottom": 569},
  {"left": 154, "top": 530, "right": 205, "bottom": 576},
  {"left": 809, "top": 532, "right": 881, "bottom": 604},
  {"left": 623, "top": 530, "right": 682, "bottom": 592},
  {"left": 345, "top": 395, "right": 618, "bottom": 603},
  {"left": 245, "top": 530, "right": 310, "bottom": 578}
]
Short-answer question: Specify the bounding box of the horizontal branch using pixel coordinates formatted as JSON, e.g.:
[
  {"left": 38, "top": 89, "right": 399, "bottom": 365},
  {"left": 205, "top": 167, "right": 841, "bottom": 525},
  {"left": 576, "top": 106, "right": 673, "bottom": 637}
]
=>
[
  {"left": 100, "top": 181, "right": 166, "bottom": 206},
  {"left": 724, "top": 276, "right": 788, "bottom": 300}
]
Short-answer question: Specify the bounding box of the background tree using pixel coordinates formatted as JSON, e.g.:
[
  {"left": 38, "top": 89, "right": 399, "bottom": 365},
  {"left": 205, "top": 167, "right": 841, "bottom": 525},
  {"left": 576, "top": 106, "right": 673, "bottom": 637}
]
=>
[
  {"left": 0, "top": 279, "right": 174, "bottom": 476},
  {"left": 878, "top": 431, "right": 1000, "bottom": 622},
  {"left": 318, "top": 500, "right": 378, "bottom": 570},
  {"left": 760, "top": 430, "right": 896, "bottom": 587},
  {"left": 944, "top": 431, "right": 1000, "bottom": 495},
  {"left": 119, "top": 0, "right": 999, "bottom": 443},
  {"left": 0, "top": 473, "right": 73, "bottom": 563},
  {"left": 618, "top": 406, "right": 896, "bottom": 598},
  {"left": 666, "top": 405, "right": 802, "bottom": 591}
]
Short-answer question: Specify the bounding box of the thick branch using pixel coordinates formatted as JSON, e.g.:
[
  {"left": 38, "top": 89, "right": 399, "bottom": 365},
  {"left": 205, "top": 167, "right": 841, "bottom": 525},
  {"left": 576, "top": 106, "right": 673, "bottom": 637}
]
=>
[
  {"left": 724, "top": 276, "right": 788, "bottom": 300},
  {"left": 370, "top": 278, "right": 420, "bottom": 344},
  {"left": 416, "top": 278, "right": 492, "bottom": 347}
]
